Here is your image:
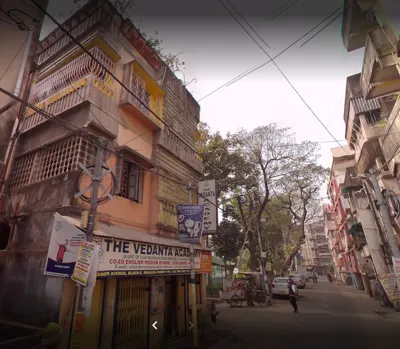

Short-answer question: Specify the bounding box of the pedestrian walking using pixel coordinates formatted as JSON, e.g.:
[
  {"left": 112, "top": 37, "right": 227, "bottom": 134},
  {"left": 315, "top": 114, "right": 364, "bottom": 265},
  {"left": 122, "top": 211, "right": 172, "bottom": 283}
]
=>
[{"left": 288, "top": 278, "right": 299, "bottom": 313}]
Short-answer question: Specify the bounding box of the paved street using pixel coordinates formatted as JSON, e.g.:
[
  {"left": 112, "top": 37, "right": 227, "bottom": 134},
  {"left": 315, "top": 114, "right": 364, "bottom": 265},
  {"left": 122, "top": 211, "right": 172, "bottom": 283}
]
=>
[{"left": 210, "top": 279, "right": 400, "bottom": 349}]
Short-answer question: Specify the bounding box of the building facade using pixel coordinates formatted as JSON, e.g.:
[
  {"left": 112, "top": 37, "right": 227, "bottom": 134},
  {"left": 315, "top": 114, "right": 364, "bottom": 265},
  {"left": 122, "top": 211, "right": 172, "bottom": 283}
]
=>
[
  {"left": 0, "top": 1, "right": 209, "bottom": 348},
  {"left": 301, "top": 220, "right": 332, "bottom": 275}
]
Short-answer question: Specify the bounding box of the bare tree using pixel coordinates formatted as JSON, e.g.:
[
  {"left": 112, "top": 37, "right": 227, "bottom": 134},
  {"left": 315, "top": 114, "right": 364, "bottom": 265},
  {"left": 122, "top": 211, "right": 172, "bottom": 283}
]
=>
[{"left": 276, "top": 162, "right": 327, "bottom": 269}]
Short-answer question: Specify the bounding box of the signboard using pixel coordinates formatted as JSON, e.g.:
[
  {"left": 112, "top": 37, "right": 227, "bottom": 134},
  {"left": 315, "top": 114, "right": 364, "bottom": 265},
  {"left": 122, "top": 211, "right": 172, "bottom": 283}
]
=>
[
  {"left": 393, "top": 257, "right": 400, "bottom": 280},
  {"left": 198, "top": 180, "right": 218, "bottom": 234},
  {"left": 266, "top": 262, "right": 272, "bottom": 272},
  {"left": 378, "top": 273, "right": 400, "bottom": 302},
  {"left": 176, "top": 204, "right": 205, "bottom": 243},
  {"left": 95, "top": 238, "right": 201, "bottom": 277},
  {"left": 71, "top": 241, "right": 96, "bottom": 286},
  {"left": 44, "top": 213, "right": 87, "bottom": 277},
  {"left": 200, "top": 251, "right": 212, "bottom": 273}
]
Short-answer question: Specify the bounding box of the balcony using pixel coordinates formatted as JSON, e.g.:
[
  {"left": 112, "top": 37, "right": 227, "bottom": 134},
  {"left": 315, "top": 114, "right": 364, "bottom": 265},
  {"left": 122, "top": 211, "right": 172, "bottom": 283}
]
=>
[
  {"left": 23, "top": 46, "right": 115, "bottom": 132},
  {"left": 120, "top": 65, "right": 164, "bottom": 130},
  {"left": 360, "top": 27, "right": 400, "bottom": 99},
  {"left": 357, "top": 138, "right": 384, "bottom": 174},
  {"left": 157, "top": 128, "right": 203, "bottom": 174},
  {"left": 380, "top": 96, "right": 400, "bottom": 175},
  {"left": 342, "top": 0, "right": 379, "bottom": 52}
]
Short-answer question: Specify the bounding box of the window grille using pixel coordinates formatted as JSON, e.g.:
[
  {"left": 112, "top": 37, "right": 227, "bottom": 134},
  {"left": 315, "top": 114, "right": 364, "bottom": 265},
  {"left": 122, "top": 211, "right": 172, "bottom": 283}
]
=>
[
  {"left": 117, "top": 160, "right": 143, "bottom": 203},
  {"left": 131, "top": 71, "right": 150, "bottom": 116},
  {"left": 9, "top": 135, "right": 95, "bottom": 189},
  {"left": 365, "top": 109, "right": 381, "bottom": 124}
]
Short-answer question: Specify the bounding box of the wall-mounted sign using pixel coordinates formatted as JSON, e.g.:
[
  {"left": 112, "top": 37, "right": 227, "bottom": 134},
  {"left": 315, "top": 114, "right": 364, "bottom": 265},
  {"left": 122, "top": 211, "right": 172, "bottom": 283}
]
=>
[
  {"left": 176, "top": 204, "right": 205, "bottom": 243},
  {"left": 198, "top": 180, "right": 218, "bottom": 234},
  {"left": 71, "top": 241, "right": 97, "bottom": 286},
  {"left": 44, "top": 213, "right": 87, "bottom": 278},
  {"left": 200, "top": 251, "right": 212, "bottom": 273},
  {"left": 95, "top": 238, "right": 201, "bottom": 277}
]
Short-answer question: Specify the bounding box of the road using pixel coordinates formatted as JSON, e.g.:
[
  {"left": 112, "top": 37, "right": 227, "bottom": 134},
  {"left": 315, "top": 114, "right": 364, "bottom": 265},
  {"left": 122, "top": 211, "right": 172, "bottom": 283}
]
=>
[{"left": 210, "top": 279, "right": 400, "bottom": 349}]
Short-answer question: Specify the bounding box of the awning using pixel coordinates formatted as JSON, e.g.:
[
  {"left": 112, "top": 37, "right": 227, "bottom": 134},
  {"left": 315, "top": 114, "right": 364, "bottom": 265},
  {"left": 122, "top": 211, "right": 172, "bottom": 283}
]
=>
[{"left": 62, "top": 215, "right": 210, "bottom": 251}]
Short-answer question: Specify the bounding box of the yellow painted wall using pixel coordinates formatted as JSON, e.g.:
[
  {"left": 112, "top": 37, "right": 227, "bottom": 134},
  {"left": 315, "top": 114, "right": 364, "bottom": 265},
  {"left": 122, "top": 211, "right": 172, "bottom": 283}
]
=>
[
  {"left": 68, "top": 279, "right": 105, "bottom": 349},
  {"left": 100, "top": 278, "right": 116, "bottom": 349}
]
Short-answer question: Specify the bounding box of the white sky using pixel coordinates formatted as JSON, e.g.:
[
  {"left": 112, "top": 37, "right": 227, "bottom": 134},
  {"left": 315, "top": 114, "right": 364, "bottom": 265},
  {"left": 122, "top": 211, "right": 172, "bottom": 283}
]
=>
[{"left": 41, "top": 0, "right": 365, "bottom": 197}]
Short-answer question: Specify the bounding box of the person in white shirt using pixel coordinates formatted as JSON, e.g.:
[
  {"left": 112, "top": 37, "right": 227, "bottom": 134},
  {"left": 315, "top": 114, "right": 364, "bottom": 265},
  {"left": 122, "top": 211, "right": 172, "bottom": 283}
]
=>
[{"left": 288, "top": 278, "right": 299, "bottom": 313}]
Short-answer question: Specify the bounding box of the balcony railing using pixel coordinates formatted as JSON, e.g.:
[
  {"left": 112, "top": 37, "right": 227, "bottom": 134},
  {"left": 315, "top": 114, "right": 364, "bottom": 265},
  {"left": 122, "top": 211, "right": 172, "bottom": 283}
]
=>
[
  {"left": 22, "top": 74, "right": 113, "bottom": 132},
  {"left": 158, "top": 128, "right": 203, "bottom": 174},
  {"left": 9, "top": 135, "right": 95, "bottom": 189},
  {"left": 360, "top": 28, "right": 400, "bottom": 99},
  {"left": 36, "top": 5, "right": 103, "bottom": 66}
]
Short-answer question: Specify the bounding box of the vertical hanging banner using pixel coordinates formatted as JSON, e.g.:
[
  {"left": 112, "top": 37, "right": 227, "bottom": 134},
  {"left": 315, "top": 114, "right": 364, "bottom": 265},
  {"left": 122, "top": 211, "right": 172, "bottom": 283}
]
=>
[
  {"left": 177, "top": 204, "right": 205, "bottom": 243},
  {"left": 71, "top": 241, "right": 97, "bottom": 286},
  {"left": 198, "top": 180, "right": 218, "bottom": 234}
]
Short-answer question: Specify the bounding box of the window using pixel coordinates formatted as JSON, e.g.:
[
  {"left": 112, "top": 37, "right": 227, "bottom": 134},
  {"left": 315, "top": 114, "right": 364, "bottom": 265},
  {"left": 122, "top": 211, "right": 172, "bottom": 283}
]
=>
[
  {"left": 118, "top": 160, "right": 143, "bottom": 203},
  {"left": 365, "top": 110, "right": 381, "bottom": 124}
]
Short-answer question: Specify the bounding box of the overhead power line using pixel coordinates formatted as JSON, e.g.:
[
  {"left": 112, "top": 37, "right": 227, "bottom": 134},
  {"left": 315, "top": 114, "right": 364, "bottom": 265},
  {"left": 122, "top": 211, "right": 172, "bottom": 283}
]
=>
[
  {"left": 0, "top": 33, "right": 28, "bottom": 81},
  {"left": 218, "top": 0, "right": 347, "bottom": 153},
  {"left": 198, "top": 6, "right": 341, "bottom": 102},
  {"left": 270, "top": 0, "right": 300, "bottom": 21}
]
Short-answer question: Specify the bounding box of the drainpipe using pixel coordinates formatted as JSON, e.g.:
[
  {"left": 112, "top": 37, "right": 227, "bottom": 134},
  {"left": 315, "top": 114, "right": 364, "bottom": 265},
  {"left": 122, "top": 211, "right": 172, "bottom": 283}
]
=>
[{"left": 0, "top": 29, "right": 34, "bottom": 197}]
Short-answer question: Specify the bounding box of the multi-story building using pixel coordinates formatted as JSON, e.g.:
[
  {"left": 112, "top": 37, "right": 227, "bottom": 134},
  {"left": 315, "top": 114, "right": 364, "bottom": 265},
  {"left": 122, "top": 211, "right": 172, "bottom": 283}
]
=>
[
  {"left": 301, "top": 220, "right": 332, "bottom": 275},
  {"left": 0, "top": 1, "right": 209, "bottom": 348},
  {"left": 328, "top": 146, "right": 363, "bottom": 287},
  {"left": 323, "top": 204, "right": 340, "bottom": 277}
]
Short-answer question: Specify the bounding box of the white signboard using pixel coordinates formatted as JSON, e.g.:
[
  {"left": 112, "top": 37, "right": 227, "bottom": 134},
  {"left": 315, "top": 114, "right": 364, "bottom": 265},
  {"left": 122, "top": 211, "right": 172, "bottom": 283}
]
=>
[
  {"left": 96, "top": 238, "right": 201, "bottom": 277},
  {"left": 71, "top": 241, "right": 96, "bottom": 286},
  {"left": 198, "top": 180, "right": 218, "bottom": 234},
  {"left": 44, "top": 213, "right": 87, "bottom": 277},
  {"left": 392, "top": 257, "right": 400, "bottom": 286}
]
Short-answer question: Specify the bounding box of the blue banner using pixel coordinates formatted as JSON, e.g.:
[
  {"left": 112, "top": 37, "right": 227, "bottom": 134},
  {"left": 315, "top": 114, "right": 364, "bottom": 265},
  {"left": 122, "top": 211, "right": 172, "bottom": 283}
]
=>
[{"left": 176, "top": 205, "right": 205, "bottom": 243}]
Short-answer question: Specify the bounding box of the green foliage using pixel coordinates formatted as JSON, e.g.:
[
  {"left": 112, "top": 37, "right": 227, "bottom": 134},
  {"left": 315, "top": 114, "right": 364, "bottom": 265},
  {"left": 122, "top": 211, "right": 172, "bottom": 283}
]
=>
[{"left": 211, "top": 219, "right": 243, "bottom": 261}]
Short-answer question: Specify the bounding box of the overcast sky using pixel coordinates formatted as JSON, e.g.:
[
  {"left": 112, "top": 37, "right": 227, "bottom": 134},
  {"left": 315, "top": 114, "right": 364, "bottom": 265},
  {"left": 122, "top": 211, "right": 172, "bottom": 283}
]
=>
[{"left": 41, "top": 0, "right": 365, "bottom": 197}]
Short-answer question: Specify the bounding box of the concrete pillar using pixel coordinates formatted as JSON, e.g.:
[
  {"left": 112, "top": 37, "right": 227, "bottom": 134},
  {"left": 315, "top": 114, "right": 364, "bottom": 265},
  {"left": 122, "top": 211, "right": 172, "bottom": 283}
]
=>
[{"left": 357, "top": 209, "right": 389, "bottom": 275}]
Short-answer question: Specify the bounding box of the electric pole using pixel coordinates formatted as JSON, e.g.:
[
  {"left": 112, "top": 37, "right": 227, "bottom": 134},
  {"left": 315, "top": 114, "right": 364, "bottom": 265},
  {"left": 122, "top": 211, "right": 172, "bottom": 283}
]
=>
[
  {"left": 368, "top": 168, "right": 400, "bottom": 259},
  {"left": 74, "top": 137, "right": 108, "bottom": 316},
  {"left": 188, "top": 182, "right": 198, "bottom": 347}
]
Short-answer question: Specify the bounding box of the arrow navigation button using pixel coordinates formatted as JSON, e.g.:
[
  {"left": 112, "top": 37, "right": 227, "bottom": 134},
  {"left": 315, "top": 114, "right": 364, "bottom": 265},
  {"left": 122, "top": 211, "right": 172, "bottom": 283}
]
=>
[
  {"left": 188, "top": 321, "right": 193, "bottom": 330},
  {"left": 152, "top": 321, "right": 158, "bottom": 330}
]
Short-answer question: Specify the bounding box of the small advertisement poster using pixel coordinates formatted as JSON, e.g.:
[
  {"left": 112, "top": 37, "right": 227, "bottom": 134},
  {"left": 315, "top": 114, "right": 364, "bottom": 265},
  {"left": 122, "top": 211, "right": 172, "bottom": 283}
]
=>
[
  {"left": 44, "top": 213, "right": 87, "bottom": 277},
  {"left": 176, "top": 204, "right": 205, "bottom": 243},
  {"left": 95, "top": 238, "right": 201, "bottom": 277},
  {"left": 378, "top": 273, "right": 400, "bottom": 302},
  {"left": 198, "top": 180, "right": 218, "bottom": 235},
  {"left": 71, "top": 241, "right": 96, "bottom": 286},
  {"left": 200, "top": 251, "right": 212, "bottom": 273},
  {"left": 392, "top": 257, "right": 400, "bottom": 281}
]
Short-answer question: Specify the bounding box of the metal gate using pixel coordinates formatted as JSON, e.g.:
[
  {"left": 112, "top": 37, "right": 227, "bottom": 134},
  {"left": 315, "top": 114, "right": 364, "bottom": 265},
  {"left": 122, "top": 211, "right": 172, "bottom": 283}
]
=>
[{"left": 113, "top": 278, "right": 149, "bottom": 349}]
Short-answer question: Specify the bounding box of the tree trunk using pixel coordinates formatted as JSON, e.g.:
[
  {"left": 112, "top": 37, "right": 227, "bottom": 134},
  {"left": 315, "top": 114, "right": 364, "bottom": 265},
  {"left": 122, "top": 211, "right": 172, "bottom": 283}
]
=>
[
  {"left": 248, "top": 231, "right": 258, "bottom": 271},
  {"left": 282, "top": 237, "right": 304, "bottom": 269}
]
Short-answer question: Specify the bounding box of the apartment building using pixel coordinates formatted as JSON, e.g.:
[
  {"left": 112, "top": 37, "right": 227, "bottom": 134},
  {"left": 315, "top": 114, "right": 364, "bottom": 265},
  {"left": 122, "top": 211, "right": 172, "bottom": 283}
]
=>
[
  {"left": 327, "top": 146, "right": 364, "bottom": 287},
  {"left": 0, "top": 1, "right": 208, "bottom": 348},
  {"left": 301, "top": 220, "right": 332, "bottom": 275},
  {"left": 323, "top": 204, "right": 340, "bottom": 277}
]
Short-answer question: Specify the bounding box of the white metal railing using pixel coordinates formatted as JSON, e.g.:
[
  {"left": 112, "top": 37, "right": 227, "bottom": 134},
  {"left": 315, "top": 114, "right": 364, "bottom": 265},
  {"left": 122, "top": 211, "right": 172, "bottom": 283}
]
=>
[
  {"left": 22, "top": 74, "right": 113, "bottom": 132},
  {"left": 130, "top": 72, "right": 150, "bottom": 116},
  {"left": 36, "top": 7, "right": 102, "bottom": 65},
  {"left": 30, "top": 47, "right": 115, "bottom": 106},
  {"left": 158, "top": 128, "right": 203, "bottom": 174}
]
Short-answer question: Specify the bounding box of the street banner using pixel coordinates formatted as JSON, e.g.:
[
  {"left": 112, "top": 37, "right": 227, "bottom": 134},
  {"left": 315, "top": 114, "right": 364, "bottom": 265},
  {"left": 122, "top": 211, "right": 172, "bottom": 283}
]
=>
[
  {"left": 198, "top": 180, "right": 218, "bottom": 234},
  {"left": 176, "top": 204, "right": 205, "bottom": 243},
  {"left": 378, "top": 273, "right": 400, "bottom": 302},
  {"left": 95, "top": 238, "right": 201, "bottom": 277},
  {"left": 71, "top": 241, "right": 96, "bottom": 286},
  {"left": 44, "top": 213, "right": 87, "bottom": 277},
  {"left": 200, "top": 251, "right": 212, "bottom": 273}
]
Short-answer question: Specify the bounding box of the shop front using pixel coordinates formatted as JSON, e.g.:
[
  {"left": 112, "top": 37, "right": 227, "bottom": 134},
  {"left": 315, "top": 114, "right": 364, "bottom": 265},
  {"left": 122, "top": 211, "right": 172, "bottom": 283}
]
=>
[{"left": 59, "top": 223, "right": 211, "bottom": 349}]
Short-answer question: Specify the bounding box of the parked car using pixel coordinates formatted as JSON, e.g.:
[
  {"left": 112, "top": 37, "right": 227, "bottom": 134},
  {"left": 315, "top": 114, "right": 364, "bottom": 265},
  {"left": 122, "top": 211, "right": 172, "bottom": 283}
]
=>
[
  {"left": 288, "top": 274, "right": 306, "bottom": 289},
  {"left": 271, "top": 277, "right": 299, "bottom": 298}
]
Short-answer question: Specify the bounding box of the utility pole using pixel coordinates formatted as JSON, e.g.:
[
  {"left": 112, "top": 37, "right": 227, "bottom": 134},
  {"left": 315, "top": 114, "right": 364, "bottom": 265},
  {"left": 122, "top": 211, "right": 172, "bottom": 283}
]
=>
[
  {"left": 188, "top": 182, "right": 198, "bottom": 348},
  {"left": 74, "top": 137, "right": 106, "bottom": 316},
  {"left": 368, "top": 168, "right": 400, "bottom": 259}
]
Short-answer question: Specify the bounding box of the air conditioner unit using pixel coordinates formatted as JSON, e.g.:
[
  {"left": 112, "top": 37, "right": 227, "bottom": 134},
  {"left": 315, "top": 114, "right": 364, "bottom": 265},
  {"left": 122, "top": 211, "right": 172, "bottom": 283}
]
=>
[{"left": 375, "top": 158, "right": 392, "bottom": 179}]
